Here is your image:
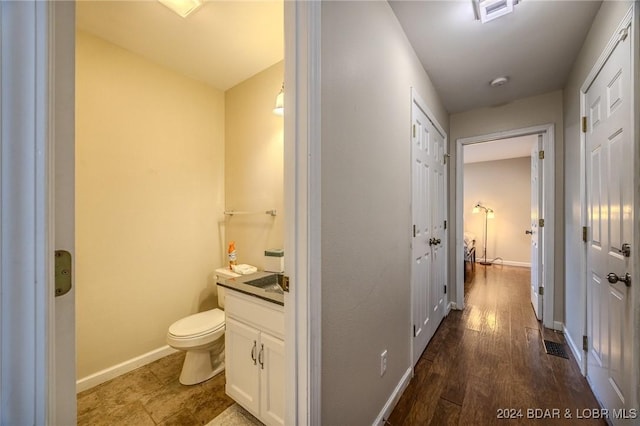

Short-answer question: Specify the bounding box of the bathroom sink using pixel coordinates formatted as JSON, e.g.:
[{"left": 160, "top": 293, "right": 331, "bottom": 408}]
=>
[{"left": 244, "top": 274, "right": 284, "bottom": 294}]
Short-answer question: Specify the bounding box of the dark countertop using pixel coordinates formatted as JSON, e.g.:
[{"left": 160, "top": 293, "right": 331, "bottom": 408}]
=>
[{"left": 216, "top": 270, "right": 284, "bottom": 306}]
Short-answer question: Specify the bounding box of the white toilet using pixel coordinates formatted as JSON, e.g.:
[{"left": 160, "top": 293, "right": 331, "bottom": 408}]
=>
[{"left": 166, "top": 286, "right": 226, "bottom": 385}]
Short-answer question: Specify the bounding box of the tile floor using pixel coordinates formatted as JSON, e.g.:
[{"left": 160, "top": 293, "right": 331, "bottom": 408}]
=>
[{"left": 77, "top": 351, "right": 259, "bottom": 425}]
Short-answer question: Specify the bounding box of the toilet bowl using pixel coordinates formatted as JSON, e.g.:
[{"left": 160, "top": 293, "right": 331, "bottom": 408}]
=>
[{"left": 167, "top": 286, "right": 226, "bottom": 385}]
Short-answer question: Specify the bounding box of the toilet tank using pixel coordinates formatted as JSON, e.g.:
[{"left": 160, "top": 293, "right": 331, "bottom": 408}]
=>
[{"left": 217, "top": 285, "right": 226, "bottom": 309}]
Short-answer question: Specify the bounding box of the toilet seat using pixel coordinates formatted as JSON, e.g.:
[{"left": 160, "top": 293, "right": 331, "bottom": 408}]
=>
[{"left": 168, "top": 309, "right": 225, "bottom": 339}]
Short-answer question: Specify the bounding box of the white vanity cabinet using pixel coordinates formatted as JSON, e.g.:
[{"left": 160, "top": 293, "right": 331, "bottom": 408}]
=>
[{"left": 224, "top": 288, "right": 284, "bottom": 426}]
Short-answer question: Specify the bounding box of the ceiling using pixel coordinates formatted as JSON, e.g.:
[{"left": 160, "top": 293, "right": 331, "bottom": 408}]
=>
[
  {"left": 76, "top": 0, "right": 284, "bottom": 91},
  {"left": 77, "top": 1, "right": 602, "bottom": 114},
  {"left": 390, "top": 0, "right": 602, "bottom": 113},
  {"left": 464, "top": 135, "right": 537, "bottom": 164}
]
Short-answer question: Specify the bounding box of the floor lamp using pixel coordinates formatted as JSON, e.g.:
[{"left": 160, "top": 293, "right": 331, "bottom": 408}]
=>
[{"left": 472, "top": 203, "right": 495, "bottom": 266}]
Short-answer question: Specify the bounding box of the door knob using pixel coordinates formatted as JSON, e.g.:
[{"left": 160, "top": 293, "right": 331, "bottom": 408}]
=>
[
  {"left": 525, "top": 230, "right": 533, "bottom": 235},
  {"left": 429, "top": 238, "right": 436, "bottom": 246},
  {"left": 607, "top": 272, "right": 631, "bottom": 287}
]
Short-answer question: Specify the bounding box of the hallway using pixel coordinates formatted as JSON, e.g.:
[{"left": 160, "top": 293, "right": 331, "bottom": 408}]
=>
[{"left": 388, "top": 265, "right": 603, "bottom": 425}]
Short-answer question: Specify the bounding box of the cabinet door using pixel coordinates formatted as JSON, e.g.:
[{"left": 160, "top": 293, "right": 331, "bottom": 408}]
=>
[
  {"left": 259, "top": 333, "right": 285, "bottom": 426},
  {"left": 225, "top": 317, "right": 260, "bottom": 417}
]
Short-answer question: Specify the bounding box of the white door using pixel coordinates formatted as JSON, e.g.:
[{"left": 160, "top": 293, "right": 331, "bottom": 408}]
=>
[
  {"left": 529, "top": 136, "right": 543, "bottom": 320},
  {"left": 225, "top": 317, "right": 261, "bottom": 416},
  {"left": 429, "top": 126, "right": 446, "bottom": 339},
  {"left": 411, "top": 104, "right": 433, "bottom": 365},
  {"left": 585, "top": 24, "right": 633, "bottom": 422},
  {"left": 411, "top": 98, "right": 446, "bottom": 365},
  {"left": 260, "top": 333, "right": 286, "bottom": 426}
]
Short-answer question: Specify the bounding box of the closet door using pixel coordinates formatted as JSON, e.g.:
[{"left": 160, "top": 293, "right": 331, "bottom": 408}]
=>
[
  {"left": 411, "top": 96, "right": 447, "bottom": 365},
  {"left": 411, "top": 103, "right": 433, "bottom": 365}
]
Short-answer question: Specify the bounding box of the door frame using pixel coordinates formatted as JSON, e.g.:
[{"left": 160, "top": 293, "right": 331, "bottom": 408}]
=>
[
  {"left": 0, "top": 1, "right": 57, "bottom": 423},
  {"left": 578, "top": 2, "right": 638, "bottom": 407},
  {"left": 0, "top": 1, "right": 321, "bottom": 424},
  {"left": 283, "top": 1, "right": 321, "bottom": 425},
  {"left": 455, "top": 124, "right": 556, "bottom": 330}
]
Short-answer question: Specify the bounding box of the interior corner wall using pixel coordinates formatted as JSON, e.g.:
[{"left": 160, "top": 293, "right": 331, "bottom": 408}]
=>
[
  {"left": 464, "top": 157, "right": 531, "bottom": 266},
  {"left": 449, "top": 90, "right": 564, "bottom": 321},
  {"left": 562, "top": 0, "right": 634, "bottom": 368},
  {"left": 320, "top": 1, "right": 448, "bottom": 423},
  {"left": 75, "top": 31, "right": 225, "bottom": 379},
  {"left": 224, "top": 61, "right": 284, "bottom": 270}
]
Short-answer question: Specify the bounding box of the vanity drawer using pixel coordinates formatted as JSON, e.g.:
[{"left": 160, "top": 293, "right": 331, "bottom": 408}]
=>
[{"left": 225, "top": 289, "right": 284, "bottom": 340}]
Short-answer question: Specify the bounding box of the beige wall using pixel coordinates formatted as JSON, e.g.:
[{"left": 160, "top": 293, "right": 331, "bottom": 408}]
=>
[
  {"left": 449, "top": 90, "right": 564, "bottom": 320},
  {"left": 464, "top": 157, "right": 531, "bottom": 265},
  {"left": 563, "top": 1, "right": 634, "bottom": 366},
  {"left": 76, "top": 32, "right": 225, "bottom": 378},
  {"left": 224, "top": 62, "right": 284, "bottom": 269},
  {"left": 320, "top": 1, "right": 448, "bottom": 423}
]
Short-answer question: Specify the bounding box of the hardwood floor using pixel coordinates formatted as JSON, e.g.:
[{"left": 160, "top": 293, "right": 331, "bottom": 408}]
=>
[{"left": 388, "top": 265, "right": 604, "bottom": 425}]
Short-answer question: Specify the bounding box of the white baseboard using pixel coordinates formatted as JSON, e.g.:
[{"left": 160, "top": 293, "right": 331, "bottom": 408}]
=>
[
  {"left": 494, "top": 260, "right": 531, "bottom": 268},
  {"left": 563, "top": 325, "right": 586, "bottom": 375},
  {"left": 76, "top": 345, "right": 178, "bottom": 393},
  {"left": 446, "top": 301, "right": 457, "bottom": 314},
  {"left": 553, "top": 321, "right": 564, "bottom": 332},
  {"left": 373, "top": 367, "right": 412, "bottom": 426}
]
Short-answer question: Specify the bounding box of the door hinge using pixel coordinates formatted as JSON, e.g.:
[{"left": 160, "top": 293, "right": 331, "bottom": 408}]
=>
[
  {"left": 538, "top": 150, "right": 545, "bottom": 160},
  {"left": 413, "top": 224, "right": 416, "bottom": 238},
  {"left": 412, "top": 124, "right": 416, "bottom": 138},
  {"left": 444, "top": 285, "right": 447, "bottom": 294},
  {"left": 444, "top": 220, "right": 447, "bottom": 230},
  {"left": 582, "top": 226, "right": 588, "bottom": 242},
  {"left": 539, "top": 218, "right": 544, "bottom": 227},
  {"left": 282, "top": 275, "right": 290, "bottom": 292},
  {"left": 538, "top": 286, "right": 544, "bottom": 296},
  {"left": 582, "top": 116, "right": 587, "bottom": 133},
  {"left": 413, "top": 325, "right": 416, "bottom": 337},
  {"left": 583, "top": 335, "right": 589, "bottom": 351}
]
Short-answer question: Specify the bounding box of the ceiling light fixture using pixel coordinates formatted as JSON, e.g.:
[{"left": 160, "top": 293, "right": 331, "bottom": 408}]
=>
[
  {"left": 490, "top": 76, "right": 509, "bottom": 87},
  {"left": 158, "top": 0, "right": 203, "bottom": 18},
  {"left": 472, "top": 0, "right": 519, "bottom": 24}
]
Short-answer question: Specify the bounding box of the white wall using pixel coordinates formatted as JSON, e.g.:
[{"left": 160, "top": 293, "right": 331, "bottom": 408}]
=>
[
  {"left": 449, "top": 90, "right": 564, "bottom": 320},
  {"left": 320, "top": 1, "right": 448, "bottom": 423},
  {"left": 225, "top": 62, "right": 284, "bottom": 270},
  {"left": 464, "top": 157, "right": 531, "bottom": 266},
  {"left": 563, "top": 0, "right": 634, "bottom": 368},
  {"left": 76, "top": 32, "right": 226, "bottom": 379}
]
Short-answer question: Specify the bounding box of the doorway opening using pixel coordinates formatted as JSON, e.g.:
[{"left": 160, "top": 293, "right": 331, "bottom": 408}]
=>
[
  {"left": 462, "top": 135, "right": 535, "bottom": 290},
  {"left": 455, "top": 124, "right": 556, "bottom": 330}
]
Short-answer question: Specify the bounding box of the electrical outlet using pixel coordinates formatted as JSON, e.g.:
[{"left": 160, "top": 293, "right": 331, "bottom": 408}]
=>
[{"left": 380, "top": 350, "right": 388, "bottom": 376}]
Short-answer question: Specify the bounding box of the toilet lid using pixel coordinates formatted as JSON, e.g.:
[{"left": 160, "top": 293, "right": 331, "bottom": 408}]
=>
[{"left": 168, "top": 309, "right": 225, "bottom": 338}]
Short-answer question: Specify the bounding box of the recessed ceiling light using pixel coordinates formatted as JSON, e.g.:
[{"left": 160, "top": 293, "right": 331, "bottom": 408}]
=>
[
  {"left": 490, "top": 76, "right": 509, "bottom": 87},
  {"left": 158, "top": 0, "right": 203, "bottom": 18}
]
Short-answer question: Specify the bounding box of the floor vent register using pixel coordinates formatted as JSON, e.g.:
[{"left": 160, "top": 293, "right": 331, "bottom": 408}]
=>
[{"left": 543, "top": 340, "right": 569, "bottom": 359}]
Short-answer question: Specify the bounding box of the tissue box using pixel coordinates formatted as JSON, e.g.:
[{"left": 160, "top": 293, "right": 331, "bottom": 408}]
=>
[{"left": 264, "top": 249, "right": 284, "bottom": 273}]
